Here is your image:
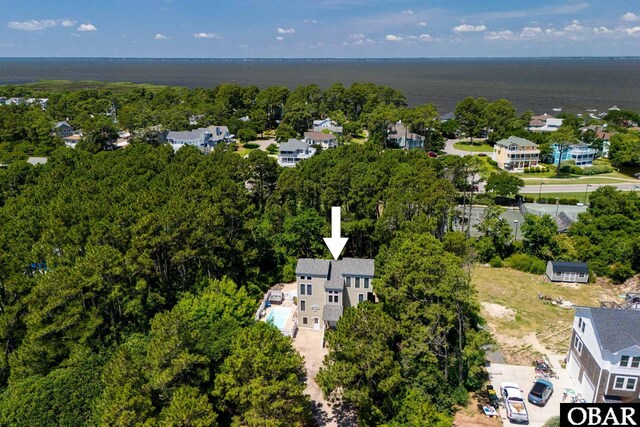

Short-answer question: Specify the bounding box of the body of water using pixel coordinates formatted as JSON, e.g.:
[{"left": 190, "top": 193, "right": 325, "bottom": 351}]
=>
[{"left": 1, "top": 57, "right": 639, "bottom": 113}]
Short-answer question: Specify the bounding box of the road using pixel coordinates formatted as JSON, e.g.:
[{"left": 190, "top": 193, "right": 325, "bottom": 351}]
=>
[{"left": 521, "top": 182, "right": 640, "bottom": 193}]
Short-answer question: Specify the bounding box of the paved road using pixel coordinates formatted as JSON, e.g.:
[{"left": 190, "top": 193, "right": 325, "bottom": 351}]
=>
[{"left": 521, "top": 182, "right": 640, "bottom": 193}]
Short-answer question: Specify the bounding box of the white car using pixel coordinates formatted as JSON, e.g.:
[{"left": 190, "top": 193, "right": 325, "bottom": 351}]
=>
[{"left": 501, "top": 382, "right": 529, "bottom": 424}]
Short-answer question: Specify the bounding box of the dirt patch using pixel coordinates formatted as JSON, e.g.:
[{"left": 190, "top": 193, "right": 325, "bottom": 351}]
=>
[
  {"left": 482, "top": 302, "right": 516, "bottom": 321},
  {"left": 453, "top": 395, "right": 501, "bottom": 427}
]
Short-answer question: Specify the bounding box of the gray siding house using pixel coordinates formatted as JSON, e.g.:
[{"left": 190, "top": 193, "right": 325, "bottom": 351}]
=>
[
  {"left": 296, "top": 258, "right": 374, "bottom": 331},
  {"left": 546, "top": 261, "right": 589, "bottom": 283},
  {"left": 277, "top": 139, "right": 316, "bottom": 167},
  {"left": 166, "top": 126, "right": 231, "bottom": 153},
  {"left": 567, "top": 307, "right": 640, "bottom": 403}
]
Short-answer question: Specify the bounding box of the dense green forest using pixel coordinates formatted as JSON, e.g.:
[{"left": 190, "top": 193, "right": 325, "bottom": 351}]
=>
[{"left": 0, "top": 82, "right": 639, "bottom": 425}]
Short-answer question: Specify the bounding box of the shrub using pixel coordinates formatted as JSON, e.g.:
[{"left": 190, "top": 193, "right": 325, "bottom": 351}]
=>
[
  {"left": 266, "top": 143, "right": 278, "bottom": 153},
  {"left": 489, "top": 256, "right": 503, "bottom": 268},
  {"left": 582, "top": 164, "right": 613, "bottom": 175},
  {"left": 544, "top": 416, "right": 560, "bottom": 427},
  {"left": 243, "top": 143, "right": 259, "bottom": 149},
  {"left": 524, "top": 167, "right": 530, "bottom": 173},
  {"left": 558, "top": 198, "right": 580, "bottom": 205},
  {"left": 505, "top": 253, "right": 546, "bottom": 274},
  {"left": 523, "top": 195, "right": 534, "bottom": 203},
  {"left": 487, "top": 158, "right": 498, "bottom": 167}
]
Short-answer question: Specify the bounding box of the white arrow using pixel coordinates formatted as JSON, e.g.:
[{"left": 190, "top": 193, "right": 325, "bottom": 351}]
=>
[{"left": 323, "top": 206, "right": 349, "bottom": 260}]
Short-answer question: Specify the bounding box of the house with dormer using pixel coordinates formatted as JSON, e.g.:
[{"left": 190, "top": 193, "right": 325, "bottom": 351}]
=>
[
  {"left": 295, "top": 258, "right": 374, "bottom": 331},
  {"left": 277, "top": 139, "right": 316, "bottom": 167},
  {"left": 312, "top": 118, "right": 343, "bottom": 134},
  {"left": 493, "top": 136, "right": 540, "bottom": 171},
  {"left": 567, "top": 307, "right": 640, "bottom": 403}
]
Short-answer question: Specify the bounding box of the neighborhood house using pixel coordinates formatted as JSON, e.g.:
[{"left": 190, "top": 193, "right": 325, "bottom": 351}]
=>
[
  {"left": 528, "top": 114, "right": 563, "bottom": 132},
  {"left": 166, "top": 126, "right": 231, "bottom": 152},
  {"left": 387, "top": 121, "right": 424, "bottom": 150},
  {"left": 546, "top": 261, "right": 589, "bottom": 283},
  {"left": 295, "top": 258, "right": 374, "bottom": 331},
  {"left": 277, "top": 139, "right": 316, "bottom": 167},
  {"left": 303, "top": 131, "right": 338, "bottom": 149},
  {"left": 552, "top": 142, "right": 597, "bottom": 166},
  {"left": 53, "top": 121, "right": 74, "bottom": 138},
  {"left": 567, "top": 307, "right": 640, "bottom": 403},
  {"left": 493, "top": 136, "right": 540, "bottom": 171},
  {"left": 312, "top": 118, "right": 343, "bottom": 134}
]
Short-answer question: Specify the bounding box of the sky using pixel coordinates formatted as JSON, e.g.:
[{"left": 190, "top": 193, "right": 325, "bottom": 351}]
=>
[{"left": 0, "top": 0, "right": 639, "bottom": 58}]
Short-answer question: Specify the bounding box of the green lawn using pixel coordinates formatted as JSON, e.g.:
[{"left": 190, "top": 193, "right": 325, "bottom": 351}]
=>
[
  {"left": 473, "top": 266, "right": 619, "bottom": 359},
  {"left": 453, "top": 141, "right": 493, "bottom": 152},
  {"left": 522, "top": 175, "right": 638, "bottom": 185},
  {"left": 2, "top": 79, "right": 168, "bottom": 94}
]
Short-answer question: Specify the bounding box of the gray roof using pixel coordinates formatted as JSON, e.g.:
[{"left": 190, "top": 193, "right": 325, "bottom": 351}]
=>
[
  {"left": 323, "top": 305, "right": 344, "bottom": 322},
  {"left": 325, "top": 260, "right": 344, "bottom": 290},
  {"left": 339, "top": 258, "right": 374, "bottom": 276},
  {"left": 27, "top": 157, "right": 48, "bottom": 165},
  {"left": 296, "top": 259, "right": 330, "bottom": 276},
  {"left": 55, "top": 121, "right": 72, "bottom": 128},
  {"left": 440, "top": 112, "right": 455, "bottom": 121},
  {"left": 555, "top": 211, "right": 575, "bottom": 233},
  {"left": 583, "top": 307, "right": 640, "bottom": 353},
  {"left": 279, "top": 139, "right": 308, "bottom": 152},
  {"left": 549, "top": 261, "right": 588, "bottom": 274},
  {"left": 167, "top": 128, "right": 210, "bottom": 141},
  {"left": 304, "top": 131, "right": 336, "bottom": 141},
  {"left": 495, "top": 136, "right": 537, "bottom": 148}
]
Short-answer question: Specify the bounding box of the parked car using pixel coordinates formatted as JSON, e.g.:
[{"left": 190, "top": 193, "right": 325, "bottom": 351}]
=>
[
  {"left": 528, "top": 379, "right": 553, "bottom": 406},
  {"left": 634, "top": 172, "right": 640, "bottom": 179},
  {"left": 501, "top": 382, "right": 529, "bottom": 424},
  {"left": 427, "top": 151, "right": 438, "bottom": 158}
]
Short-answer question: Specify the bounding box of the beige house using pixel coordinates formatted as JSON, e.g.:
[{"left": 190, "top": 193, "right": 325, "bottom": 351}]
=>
[
  {"left": 296, "top": 258, "right": 374, "bottom": 330},
  {"left": 493, "top": 136, "right": 540, "bottom": 171}
]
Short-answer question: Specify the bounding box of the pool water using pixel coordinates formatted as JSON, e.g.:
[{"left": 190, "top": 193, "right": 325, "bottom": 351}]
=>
[{"left": 267, "top": 307, "right": 291, "bottom": 329}]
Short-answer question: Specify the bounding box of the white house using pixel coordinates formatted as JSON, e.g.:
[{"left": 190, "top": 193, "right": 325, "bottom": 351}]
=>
[
  {"left": 312, "top": 118, "right": 343, "bottom": 134},
  {"left": 277, "top": 139, "right": 316, "bottom": 167},
  {"left": 303, "top": 131, "right": 338, "bottom": 149},
  {"left": 166, "top": 126, "right": 231, "bottom": 152},
  {"left": 567, "top": 307, "right": 640, "bottom": 403},
  {"left": 528, "top": 114, "right": 564, "bottom": 132}
]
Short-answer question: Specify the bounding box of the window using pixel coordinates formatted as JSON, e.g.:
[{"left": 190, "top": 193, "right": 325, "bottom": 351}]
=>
[
  {"left": 345, "top": 277, "right": 351, "bottom": 287},
  {"left": 300, "top": 283, "right": 305, "bottom": 295},
  {"left": 578, "top": 273, "right": 585, "bottom": 278},
  {"left": 364, "top": 278, "right": 370, "bottom": 289},
  {"left": 573, "top": 335, "right": 583, "bottom": 354},
  {"left": 620, "top": 356, "right": 640, "bottom": 368},
  {"left": 555, "top": 272, "right": 562, "bottom": 277},
  {"left": 613, "top": 376, "right": 637, "bottom": 391},
  {"left": 300, "top": 300, "right": 306, "bottom": 311},
  {"left": 578, "top": 318, "right": 586, "bottom": 333},
  {"left": 355, "top": 277, "right": 360, "bottom": 288},
  {"left": 306, "top": 284, "right": 312, "bottom": 296},
  {"left": 328, "top": 291, "right": 340, "bottom": 304},
  {"left": 302, "top": 317, "right": 308, "bottom": 325},
  {"left": 358, "top": 294, "right": 364, "bottom": 303}
]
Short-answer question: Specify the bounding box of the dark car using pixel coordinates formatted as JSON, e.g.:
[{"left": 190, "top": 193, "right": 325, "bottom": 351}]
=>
[{"left": 528, "top": 379, "right": 553, "bottom": 406}]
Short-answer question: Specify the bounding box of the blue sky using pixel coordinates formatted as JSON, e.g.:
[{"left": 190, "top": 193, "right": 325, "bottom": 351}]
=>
[{"left": 1, "top": 0, "right": 639, "bottom": 57}]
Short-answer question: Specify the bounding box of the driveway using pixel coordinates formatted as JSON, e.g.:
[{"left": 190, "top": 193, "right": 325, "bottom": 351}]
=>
[
  {"left": 487, "top": 354, "right": 576, "bottom": 426},
  {"left": 444, "top": 139, "right": 493, "bottom": 157}
]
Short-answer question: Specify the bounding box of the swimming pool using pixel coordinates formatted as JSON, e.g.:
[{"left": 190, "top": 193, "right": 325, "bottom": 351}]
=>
[{"left": 267, "top": 307, "right": 291, "bottom": 330}]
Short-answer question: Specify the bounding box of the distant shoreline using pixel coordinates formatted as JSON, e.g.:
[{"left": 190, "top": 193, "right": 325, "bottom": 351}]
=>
[{"left": 1, "top": 56, "right": 640, "bottom": 61}]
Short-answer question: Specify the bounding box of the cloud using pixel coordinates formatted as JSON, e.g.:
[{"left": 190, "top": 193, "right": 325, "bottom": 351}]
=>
[
  {"left": 403, "top": 9, "right": 414, "bottom": 15},
  {"left": 276, "top": 36, "right": 284, "bottom": 41},
  {"left": 349, "top": 33, "right": 365, "bottom": 40},
  {"left": 484, "top": 30, "right": 517, "bottom": 41},
  {"left": 453, "top": 24, "right": 487, "bottom": 32},
  {"left": 418, "top": 21, "right": 427, "bottom": 27},
  {"left": 623, "top": 26, "right": 640, "bottom": 35},
  {"left": 70, "top": 33, "right": 80, "bottom": 37},
  {"left": 622, "top": 12, "right": 639, "bottom": 22},
  {"left": 303, "top": 19, "right": 318, "bottom": 24},
  {"left": 193, "top": 32, "right": 223, "bottom": 39},
  {"left": 60, "top": 19, "right": 75, "bottom": 27},
  {"left": 277, "top": 28, "right": 296, "bottom": 34},
  {"left": 154, "top": 33, "right": 170, "bottom": 40},
  {"left": 385, "top": 34, "right": 404, "bottom": 42},
  {"left": 8, "top": 19, "right": 57, "bottom": 31},
  {"left": 77, "top": 23, "right": 97, "bottom": 32},
  {"left": 593, "top": 26, "right": 614, "bottom": 35}
]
